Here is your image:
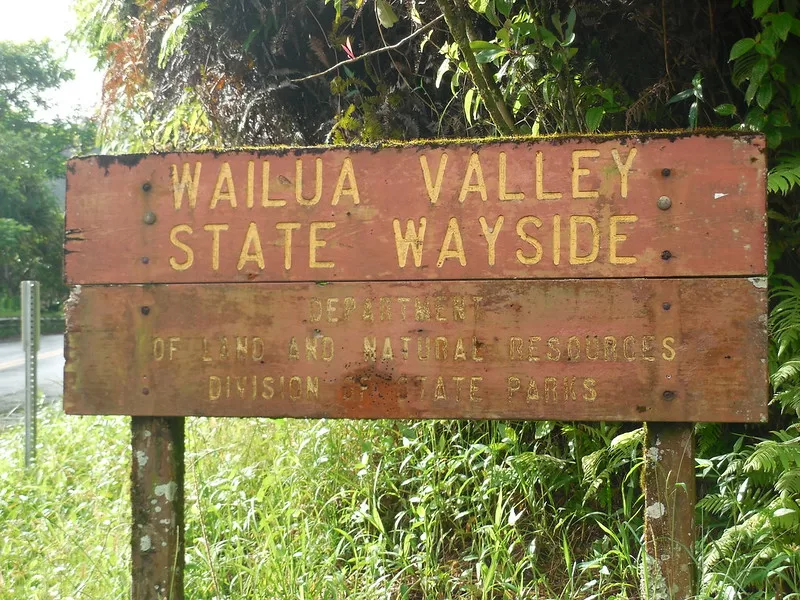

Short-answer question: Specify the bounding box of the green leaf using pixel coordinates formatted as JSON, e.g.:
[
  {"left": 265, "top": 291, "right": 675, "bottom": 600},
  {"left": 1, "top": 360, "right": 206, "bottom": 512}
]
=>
[
  {"left": 745, "top": 78, "right": 760, "bottom": 105},
  {"left": 757, "top": 81, "right": 774, "bottom": 109},
  {"left": 585, "top": 106, "right": 604, "bottom": 132},
  {"left": 468, "top": 0, "right": 490, "bottom": 12},
  {"left": 435, "top": 58, "right": 450, "bottom": 89},
  {"left": 766, "top": 127, "right": 782, "bottom": 148},
  {"left": 566, "top": 8, "right": 576, "bottom": 37},
  {"left": 464, "top": 87, "right": 476, "bottom": 125},
  {"left": 753, "top": 0, "right": 774, "bottom": 18},
  {"left": 688, "top": 101, "right": 698, "bottom": 129},
  {"left": 729, "top": 38, "right": 756, "bottom": 61},
  {"left": 667, "top": 88, "right": 694, "bottom": 104},
  {"left": 750, "top": 56, "right": 770, "bottom": 85},
  {"left": 791, "top": 16, "right": 800, "bottom": 36},
  {"left": 539, "top": 27, "right": 558, "bottom": 48},
  {"left": 714, "top": 103, "right": 737, "bottom": 116},
  {"left": 158, "top": 2, "right": 208, "bottom": 69},
  {"left": 376, "top": 0, "right": 398, "bottom": 28},
  {"left": 755, "top": 37, "right": 777, "bottom": 58},
  {"left": 469, "top": 40, "right": 501, "bottom": 50},
  {"left": 474, "top": 48, "right": 507, "bottom": 63},
  {"left": 771, "top": 12, "right": 793, "bottom": 40},
  {"left": 495, "top": 0, "right": 512, "bottom": 17},
  {"left": 692, "top": 72, "right": 704, "bottom": 101}
]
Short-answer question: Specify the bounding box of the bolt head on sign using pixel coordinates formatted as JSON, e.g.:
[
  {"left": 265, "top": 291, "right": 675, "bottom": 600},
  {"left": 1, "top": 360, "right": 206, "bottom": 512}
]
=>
[{"left": 63, "top": 133, "right": 768, "bottom": 422}]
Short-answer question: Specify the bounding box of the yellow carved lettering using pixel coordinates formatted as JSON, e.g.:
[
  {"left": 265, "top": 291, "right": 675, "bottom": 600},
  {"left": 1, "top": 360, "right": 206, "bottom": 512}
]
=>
[
  {"left": 237, "top": 222, "right": 265, "bottom": 270},
  {"left": 261, "top": 161, "right": 286, "bottom": 207},
  {"left": 203, "top": 223, "right": 228, "bottom": 271},
  {"left": 499, "top": 152, "right": 524, "bottom": 201},
  {"left": 171, "top": 162, "right": 201, "bottom": 210},
  {"left": 275, "top": 222, "right": 300, "bottom": 270},
  {"left": 211, "top": 162, "right": 237, "bottom": 208},
  {"left": 479, "top": 216, "right": 504, "bottom": 266},
  {"left": 295, "top": 158, "right": 322, "bottom": 206},
  {"left": 609, "top": 215, "right": 638, "bottom": 265},
  {"left": 419, "top": 153, "right": 448, "bottom": 204},
  {"left": 515, "top": 216, "right": 543, "bottom": 265},
  {"left": 569, "top": 215, "right": 599, "bottom": 265},
  {"left": 662, "top": 336, "right": 676, "bottom": 361},
  {"left": 309, "top": 221, "right": 336, "bottom": 269},
  {"left": 437, "top": 217, "right": 467, "bottom": 267},
  {"left": 571, "top": 149, "right": 600, "bottom": 199},
  {"left": 331, "top": 157, "right": 360, "bottom": 205},
  {"left": 536, "top": 151, "right": 562, "bottom": 200},
  {"left": 169, "top": 224, "right": 194, "bottom": 271},
  {"left": 611, "top": 148, "right": 637, "bottom": 198},
  {"left": 458, "top": 153, "right": 487, "bottom": 203},
  {"left": 393, "top": 218, "right": 427, "bottom": 268}
]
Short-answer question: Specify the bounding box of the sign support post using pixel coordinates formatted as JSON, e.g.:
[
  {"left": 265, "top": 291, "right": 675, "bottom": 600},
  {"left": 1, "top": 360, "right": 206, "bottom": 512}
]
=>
[
  {"left": 21, "top": 280, "right": 40, "bottom": 468},
  {"left": 62, "top": 134, "right": 766, "bottom": 597},
  {"left": 131, "top": 416, "right": 185, "bottom": 600},
  {"left": 642, "top": 422, "right": 696, "bottom": 600}
]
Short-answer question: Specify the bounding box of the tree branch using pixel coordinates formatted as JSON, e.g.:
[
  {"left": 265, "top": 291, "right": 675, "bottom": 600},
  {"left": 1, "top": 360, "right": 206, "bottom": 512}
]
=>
[
  {"left": 436, "top": 0, "right": 516, "bottom": 135},
  {"left": 289, "top": 15, "right": 445, "bottom": 84}
]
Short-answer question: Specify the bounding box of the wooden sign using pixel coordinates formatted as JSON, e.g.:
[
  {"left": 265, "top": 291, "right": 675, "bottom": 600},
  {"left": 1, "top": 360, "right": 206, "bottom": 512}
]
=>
[
  {"left": 65, "top": 278, "right": 766, "bottom": 421},
  {"left": 65, "top": 135, "right": 765, "bottom": 284},
  {"left": 64, "top": 133, "right": 768, "bottom": 422}
]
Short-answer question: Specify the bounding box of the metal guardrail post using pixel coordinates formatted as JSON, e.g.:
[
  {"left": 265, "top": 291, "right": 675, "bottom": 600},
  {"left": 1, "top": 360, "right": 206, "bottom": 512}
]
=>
[{"left": 21, "top": 281, "right": 40, "bottom": 468}]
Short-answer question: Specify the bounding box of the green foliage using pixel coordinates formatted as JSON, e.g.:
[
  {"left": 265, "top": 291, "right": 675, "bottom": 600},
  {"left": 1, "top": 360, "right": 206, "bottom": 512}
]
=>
[
  {"left": 728, "top": 1, "right": 800, "bottom": 151},
  {"left": 667, "top": 73, "right": 705, "bottom": 130},
  {"left": 1, "top": 408, "right": 648, "bottom": 598},
  {"left": 0, "top": 41, "right": 95, "bottom": 306},
  {"left": 65, "top": 0, "right": 800, "bottom": 596},
  {"left": 439, "top": 3, "right": 625, "bottom": 135}
]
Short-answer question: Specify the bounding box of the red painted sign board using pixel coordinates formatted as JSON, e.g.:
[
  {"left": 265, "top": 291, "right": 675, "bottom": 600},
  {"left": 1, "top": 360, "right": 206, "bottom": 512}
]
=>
[
  {"left": 65, "top": 134, "right": 765, "bottom": 284},
  {"left": 64, "top": 278, "right": 767, "bottom": 422},
  {"left": 63, "top": 133, "right": 768, "bottom": 422}
]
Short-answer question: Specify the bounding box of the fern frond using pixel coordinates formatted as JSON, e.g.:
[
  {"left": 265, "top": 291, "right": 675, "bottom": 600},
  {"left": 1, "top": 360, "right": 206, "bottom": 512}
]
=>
[
  {"left": 770, "top": 358, "right": 800, "bottom": 389},
  {"left": 744, "top": 437, "right": 800, "bottom": 474},
  {"left": 768, "top": 153, "right": 800, "bottom": 195},
  {"left": 775, "top": 468, "right": 800, "bottom": 495},
  {"left": 697, "top": 492, "right": 736, "bottom": 517},
  {"left": 772, "top": 387, "right": 800, "bottom": 415},
  {"left": 696, "top": 422, "right": 723, "bottom": 455},
  {"left": 702, "top": 510, "right": 769, "bottom": 573}
]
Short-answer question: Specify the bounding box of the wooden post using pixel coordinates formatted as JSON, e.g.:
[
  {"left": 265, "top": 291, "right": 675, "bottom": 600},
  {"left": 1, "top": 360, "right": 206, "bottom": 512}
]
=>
[
  {"left": 642, "top": 422, "right": 696, "bottom": 600},
  {"left": 131, "top": 417, "right": 185, "bottom": 600}
]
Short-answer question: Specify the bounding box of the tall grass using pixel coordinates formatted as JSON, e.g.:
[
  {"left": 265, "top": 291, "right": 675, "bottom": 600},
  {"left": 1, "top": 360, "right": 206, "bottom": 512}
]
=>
[{"left": 1, "top": 404, "right": 797, "bottom": 598}]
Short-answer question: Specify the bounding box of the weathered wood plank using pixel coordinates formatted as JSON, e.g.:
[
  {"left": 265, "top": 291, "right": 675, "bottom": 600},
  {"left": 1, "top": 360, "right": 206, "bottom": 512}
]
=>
[
  {"left": 131, "top": 416, "right": 184, "bottom": 600},
  {"left": 64, "top": 278, "right": 768, "bottom": 421},
  {"left": 65, "top": 134, "right": 766, "bottom": 284},
  {"left": 643, "top": 422, "right": 696, "bottom": 599}
]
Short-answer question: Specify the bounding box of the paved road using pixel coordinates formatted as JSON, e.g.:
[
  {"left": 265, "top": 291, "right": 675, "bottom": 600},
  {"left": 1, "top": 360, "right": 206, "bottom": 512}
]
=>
[{"left": 0, "top": 334, "right": 64, "bottom": 424}]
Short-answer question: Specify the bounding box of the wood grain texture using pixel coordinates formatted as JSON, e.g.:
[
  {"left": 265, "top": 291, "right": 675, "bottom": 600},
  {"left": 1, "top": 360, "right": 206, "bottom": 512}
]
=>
[
  {"left": 643, "top": 422, "right": 696, "bottom": 599},
  {"left": 65, "top": 135, "right": 766, "bottom": 284},
  {"left": 64, "top": 278, "right": 768, "bottom": 421},
  {"left": 131, "top": 417, "right": 184, "bottom": 600}
]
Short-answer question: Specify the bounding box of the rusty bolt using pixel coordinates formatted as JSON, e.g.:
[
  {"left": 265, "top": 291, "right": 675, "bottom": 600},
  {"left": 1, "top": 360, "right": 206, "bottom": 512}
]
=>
[
  {"left": 657, "top": 195, "right": 672, "bottom": 210},
  {"left": 142, "top": 182, "right": 152, "bottom": 192},
  {"left": 662, "top": 390, "right": 676, "bottom": 401},
  {"left": 661, "top": 168, "right": 671, "bottom": 177},
  {"left": 661, "top": 250, "right": 672, "bottom": 260},
  {"left": 662, "top": 302, "right": 671, "bottom": 311},
  {"left": 143, "top": 211, "right": 157, "bottom": 225},
  {"left": 141, "top": 306, "right": 150, "bottom": 316},
  {"left": 142, "top": 388, "right": 150, "bottom": 395},
  {"left": 141, "top": 256, "right": 150, "bottom": 264}
]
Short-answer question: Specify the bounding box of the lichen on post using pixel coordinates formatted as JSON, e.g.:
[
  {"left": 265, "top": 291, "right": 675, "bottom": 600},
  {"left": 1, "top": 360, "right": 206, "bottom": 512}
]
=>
[
  {"left": 642, "top": 422, "right": 696, "bottom": 600},
  {"left": 131, "top": 416, "right": 185, "bottom": 599}
]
